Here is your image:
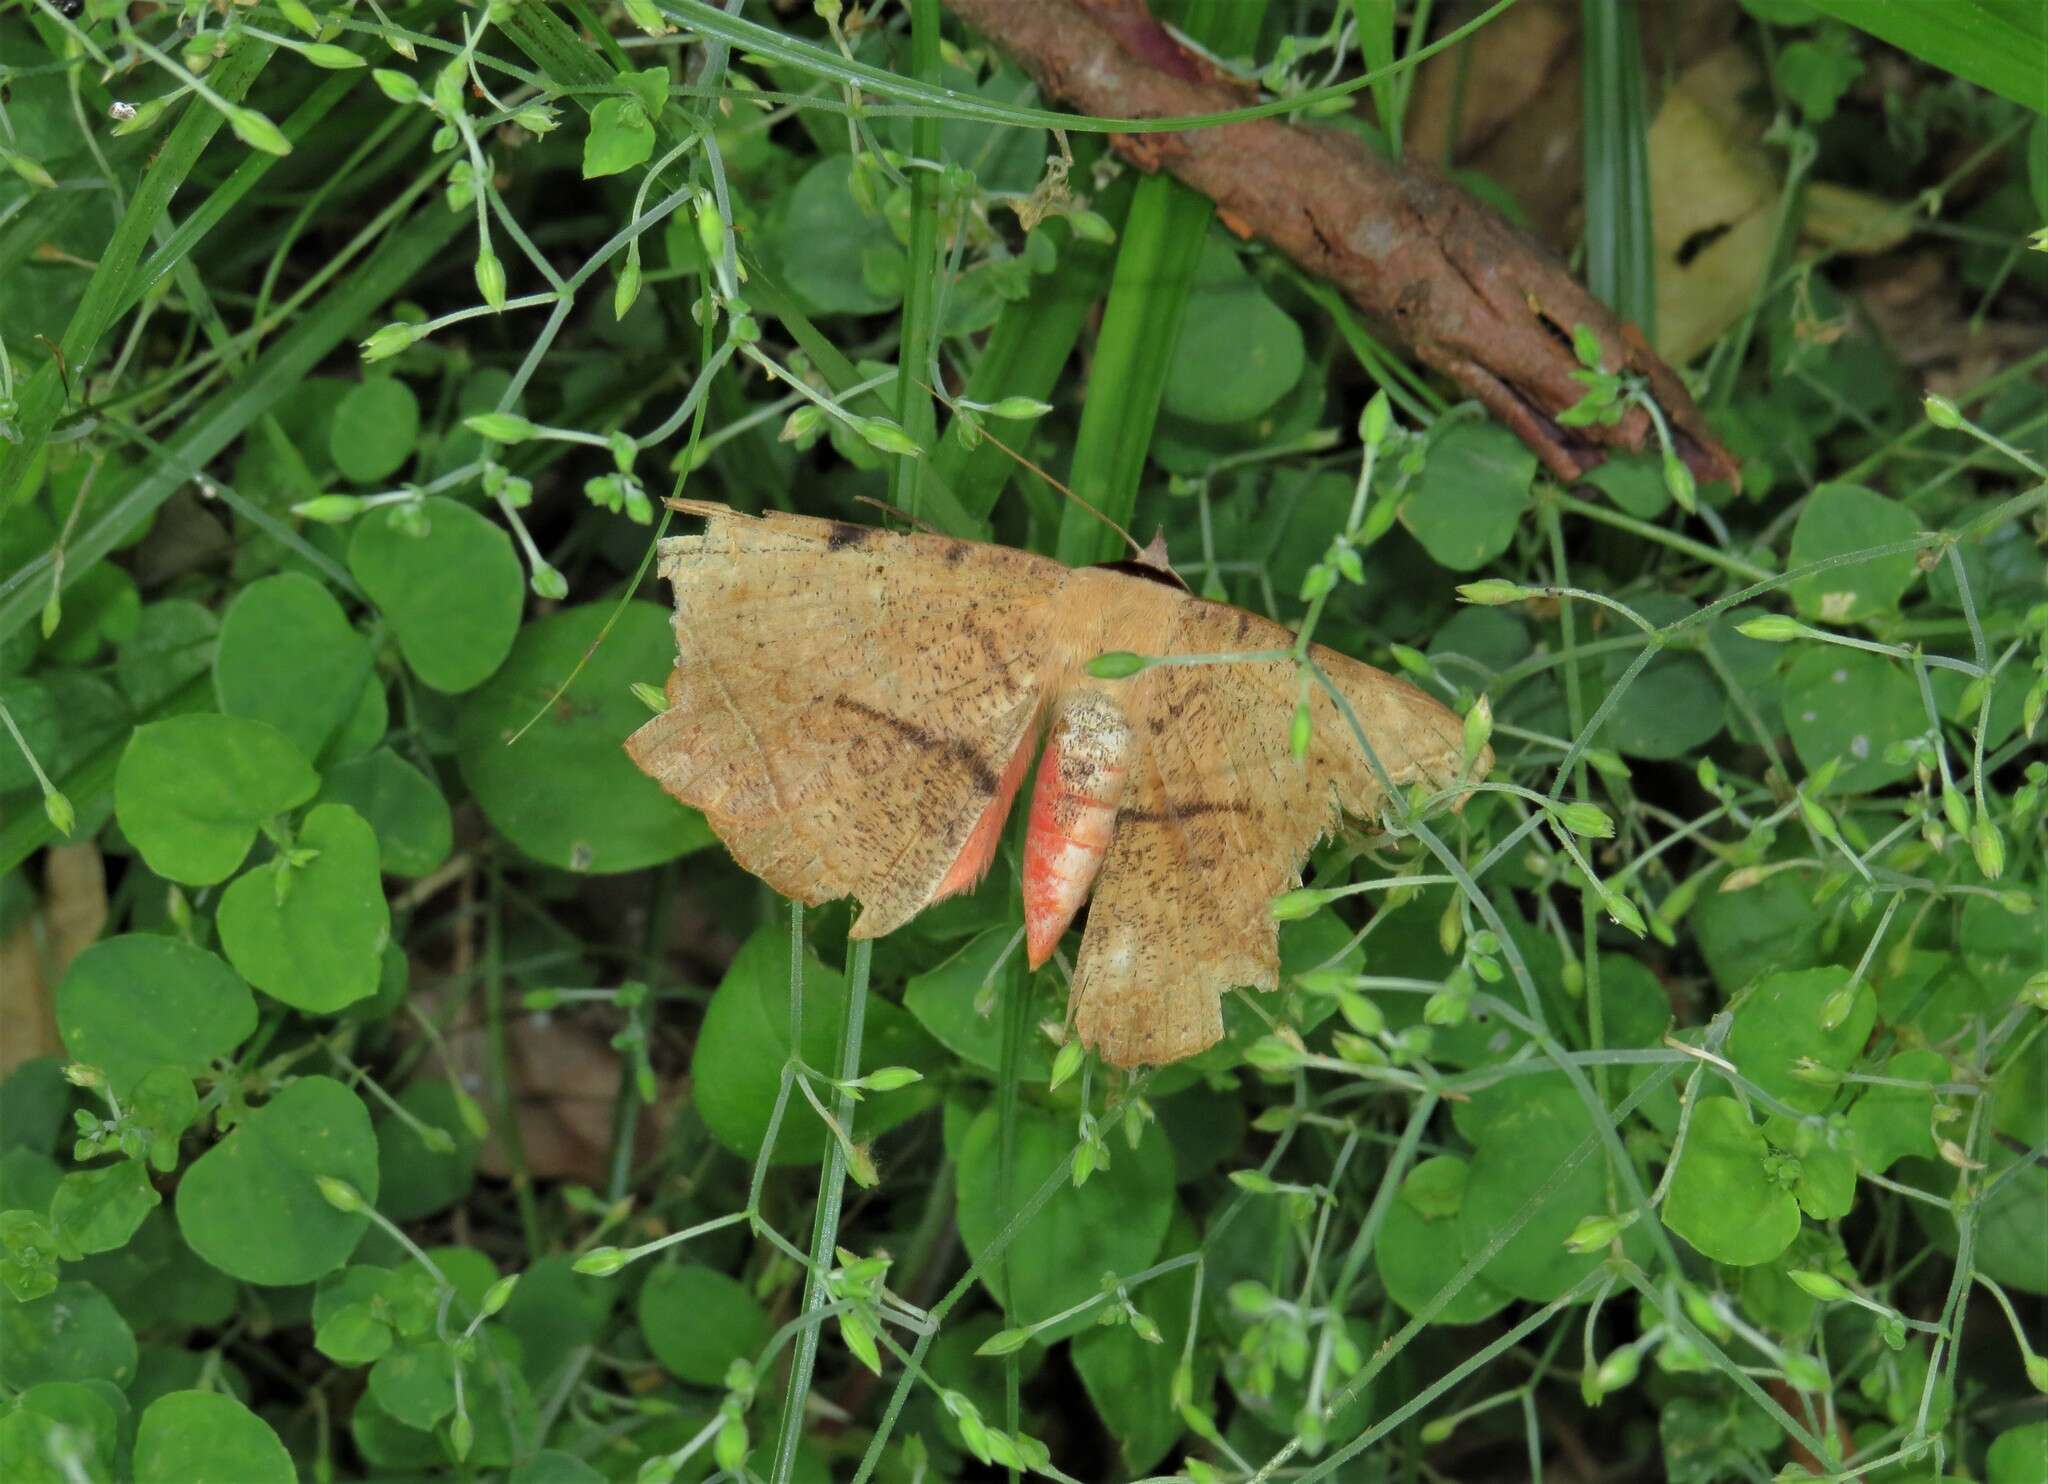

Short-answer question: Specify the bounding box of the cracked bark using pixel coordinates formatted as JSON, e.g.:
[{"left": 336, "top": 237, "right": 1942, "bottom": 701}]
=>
[{"left": 941, "top": 0, "right": 1740, "bottom": 489}]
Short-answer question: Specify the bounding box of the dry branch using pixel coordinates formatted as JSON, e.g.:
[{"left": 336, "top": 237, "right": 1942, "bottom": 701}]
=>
[{"left": 943, "top": 0, "right": 1741, "bottom": 488}]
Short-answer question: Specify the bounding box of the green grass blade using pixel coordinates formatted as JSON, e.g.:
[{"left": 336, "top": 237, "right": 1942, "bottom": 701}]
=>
[
  {"left": 0, "top": 40, "right": 276, "bottom": 506},
  {"left": 1580, "top": 0, "right": 1655, "bottom": 338},
  {"left": 1806, "top": 0, "right": 2048, "bottom": 110},
  {"left": 930, "top": 210, "right": 1119, "bottom": 522},
  {"left": 890, "top": 0, "right": 945, "bottom": 525}
]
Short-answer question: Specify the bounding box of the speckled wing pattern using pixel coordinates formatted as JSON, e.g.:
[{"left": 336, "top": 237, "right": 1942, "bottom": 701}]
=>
[
  {"left": 623, "top": 503, "right": 1059, "bottom": 939},
  {"left": 626, "top": 503, "right": 1482, "bottom": 1067},
  {"left": 1069, "top": 598, "right": 1472, "bottom": 1065}
]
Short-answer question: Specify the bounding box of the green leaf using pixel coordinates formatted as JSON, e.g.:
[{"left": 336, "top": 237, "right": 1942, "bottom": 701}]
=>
[
  {"left": 582, "top": 97, "right": 654, "bottom": 178},
  {"left": 0, "top": 1283, "right": 136, "bottom": 1390},
  {"left": 175, "top": 1075, "right": 379, "bottom": 1285},
  {"left": 1786, "top": 483, "right": 1922, "bottom": 625},
  {"left": 902, "top": 928, "right": 1055, "bottom": 1078},
  {"left": 368, "top": 1342, "right": 457, "bottom": 1430},
  {"left": 348, "top": 497, "right": 524, "bottom": 693},
  {"left": 217, "top": 804, "right": 390, "bottom": 1014},
  {"left": 954, "top": 1102, "right": 1174, "bottom": 1339},
  {"left": 1783, "top": 647, "right": 1918, "bottom": 794},
  {"left": 49, "top": 1162, "right": 160, "bottom": 1257},
  {"left": 637, "top": 1264, "right": 769, "bottom": 1385},
  {"left": 133, "top": 1390, "right": 293, "bottom": 1484},
  {"left": 1597, "top": 596, "right": 1724, "bottom": 760},
  {"left": 691, "top": 926, "right": 939, "bottom": 1163},
  {"left": 1455, "top": 1081, "right": 1632, "bottom": 1301},
  {"left": 318, "top": 748, "right": 453, "bottom": 877},
  {"left": 1846, "top": 1050, "right": 1947, "bottom": 1173},
  {"left": 56, "top": 937, "right": 257, "bottom": 1098},
  {"left": 1726, "top": 965, "right": 1876, "bottom": 1115},
  {"left": 771, "top": 156, "right": 902, "bottom": 315},
  {"left": 374, "top": 1080, "right": 480, "bottom": 1222},
  {"left": 0, "top": 1380, "right": 124, "bottom": 1483},
  {"left": 1661, "top": 1097, "right": 1801, "bottom": 1267},
  {"left": 116, "top": 598, "right": 218, "bottom": 709},
  {"left": 457, "top": 602, "right": 714, "bottom": 872},
  {"left": 214, "top": 573, "right": 380, "bottom": 764},
  {"left": 329, "top": 377, "right": 421, "bottom": 486},
  {"left": 114, "top": 715, "right": 319, "bottom": 885},
  {"left": 1804, "top": 0, "right": 2046, "bottom": 111},
  {"left": 1160, "top": 240, "right": 1304, "bottom": 425},
  {"left": 1376, "top": 1155, "right": 1513, "bottom": 1325},
  {"left": 1070, "top": 1209, "right": 1207, "bottom": 1475},
  {"left": 1401, "top": 422, "right": 1536, "bottom": 571},
  {"left": 1988, "top": 1422, "right": 2048, "bottom": 1484}
]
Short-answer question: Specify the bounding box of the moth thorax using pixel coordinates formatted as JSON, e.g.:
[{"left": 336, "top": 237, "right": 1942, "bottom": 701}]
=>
[{"left": 1021, "top": 691, "right": 1134, "bottom": 970}]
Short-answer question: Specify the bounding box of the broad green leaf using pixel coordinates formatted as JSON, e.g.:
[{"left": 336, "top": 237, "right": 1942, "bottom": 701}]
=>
[
  {"left": 1376, "top": 1155, "right": 1513, "bottom": 1325},
  {"left": 1597, "top": 594, "right": 1724, "bottom": 759},
  {"left": 1846, "top": 1050, "right": 1946, "bottom": 1173},
  {"left": 214, "top": 572, "right": 379, "bottom": 764},
  {"left": 691, "top": 926, "right": 940, "bottom": 1164},
  {"left": 348, "top": 497, "right": 523, "bottom": 693},
  {"left": 1160, "top": 239, "right": 1304, "bottom": 425},
  {"left": 456, "top": 602, "right": 714, "bottom": 873},
  {"left": 329, "top": 377, "right": 420, "bottom": 486},
  {"left": 1783, "top": 646, "right": 1917, "bottom": 794},
  {"left": 582, "top": 96, "right": 654, "bottom": 178},
  {"left": 133, "top": 1390, "right": 293, "bottom": 1484},
  {"left": 954, "top": 1101, "right": 1174, "bottom": 1339},
  {"left": 374, "top": 1080, "right": 479, "bottom": 1222},
  {"left": 49, "top": 1162, "right": 159, "bottom": 1257},
  {"left": 176, "top": 1075, "right": 379, "bottom": 1285},
  {"left": 1070, "top": 1208, "right": 1206, "bottom": 1475},
  {"left": 56, "top": 937, "right": 257, "bottom": 1098},
  {"left": 0, "top": 1059, "right": 69, "bottom": 1157},
  {"left": 367, "top": 1342, "right": 457, "bottom": 1430},
  {"left": 1456, "top": 1081, "right": 1630, "bottom": 1301},
  {"left": 772, "top": 156, "right": 900, "bottom": 315},
  {"left": 1690, "top": 867, "right": 1823, "bottom": 995},
  {"left": 1786, "top": 483, "right": 1921, "bottom": 624},
  {"left": 114, "top": 715, "right": 319, "bottom": 885},
  {"left": 318, "top": 747, "right": 453, "bottom": 877},
  {"left": 1988, "top": 1422, "right": 2048, "bottom": 1484},
  {"left": 217, "top": 803, "right": 390, "bottom": 1014},
  {"left": 115, "top": 598, "right": 218, "bottom": 709},
  {"left": 1401, "top": 422, "right": 1535, "bottom": 571},
  {"left": 0, "top": 1283, "right": 136, "bottom": 1390},
  {"left": 1725, "top": 965, "right": 1875, "bottom": 1115},
  {"left": 0, "top": 1380, "right": 124, "bottom": 1484},
  {"left": 901, "top": 927, "right": 1056, "bottom": 1078},
  {"left": 496, "top": 1255, "right": 618, "bottom": 1388},
  {"left": 637, "top": 1264, "right": 768, "bottom": 1385},
  {"left": 1660, "top": 1096, "right": 1800, "bottom": 1267},
  {"left": 510, "top": 1452, "right": 609, "bottom": 1484}
]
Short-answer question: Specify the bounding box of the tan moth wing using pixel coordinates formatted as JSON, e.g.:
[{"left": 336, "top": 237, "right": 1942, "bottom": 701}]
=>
[
  {"left": 1069, "top": 599, "right": 1474, "bottom": 1066},
  {"left": 623, "top": 503, "right": 1060, "bottom": 938},
  {"left": 627, "top": 503, "right": 1485, "bottom": 1069}
]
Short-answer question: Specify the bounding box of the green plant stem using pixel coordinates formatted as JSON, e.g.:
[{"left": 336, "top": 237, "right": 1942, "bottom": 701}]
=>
[
  {"left": 485, "top": 861, "right": 544, "bottom": 1257},
  {"left": 770, "top": 937, "right": 872, "bottom": 1484},
  {"left": 1054, "top": 0, "right": 1267, "bottom": 568},
  {"left": 890, "top": 0, "right": 944, "bottom": 524}
]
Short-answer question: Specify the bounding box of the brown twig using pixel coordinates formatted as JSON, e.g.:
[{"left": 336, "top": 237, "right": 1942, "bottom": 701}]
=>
[{"left": 942, "top": 0, "right": 1740, "bottom": 489}]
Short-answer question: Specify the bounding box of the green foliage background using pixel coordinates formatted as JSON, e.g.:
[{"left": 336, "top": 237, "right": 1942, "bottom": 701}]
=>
[{"left": 1, "top": 1, "right": 2044, "bottom": 1481}]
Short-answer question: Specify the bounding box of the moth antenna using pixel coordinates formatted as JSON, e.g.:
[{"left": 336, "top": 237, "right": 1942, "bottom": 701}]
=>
[
  {"left": 852, "top": 494, "right": 947, "bottom": 536},
  {"left": 918, "top": 378, "right": 1145, "bottom": 562}
]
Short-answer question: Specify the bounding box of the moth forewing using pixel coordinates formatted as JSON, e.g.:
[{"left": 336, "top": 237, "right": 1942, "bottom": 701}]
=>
[{"left": 626, "top": 503, "right": 1486, "bottom": 1068}]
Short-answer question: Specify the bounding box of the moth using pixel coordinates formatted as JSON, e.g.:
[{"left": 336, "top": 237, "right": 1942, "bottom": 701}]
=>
[{"left": 626, "top": 502, "right": 1487, "bottom": 1067}]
